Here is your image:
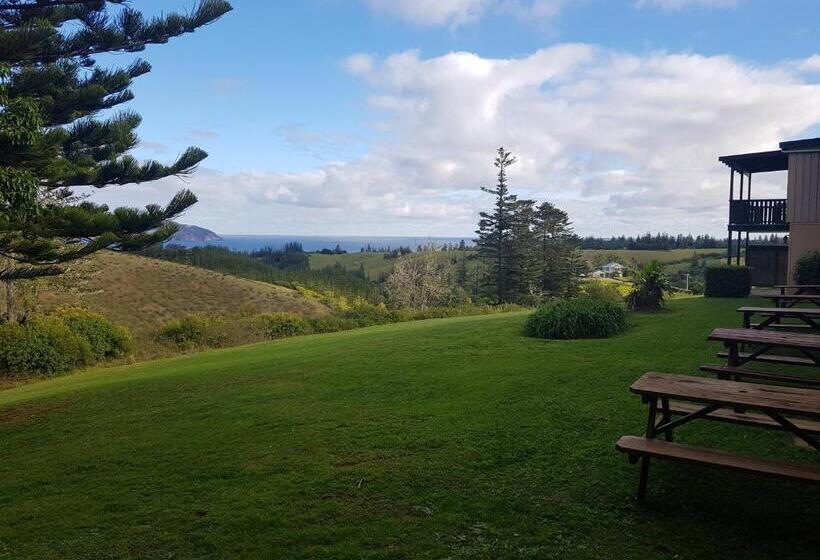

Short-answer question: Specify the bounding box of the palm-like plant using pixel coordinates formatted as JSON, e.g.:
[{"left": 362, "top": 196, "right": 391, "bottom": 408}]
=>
[{"left": 626, "top": 261, "right": 670, "bottom": 311}]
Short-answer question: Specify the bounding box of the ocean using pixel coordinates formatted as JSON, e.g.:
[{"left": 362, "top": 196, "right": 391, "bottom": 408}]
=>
[{"left": 171, "top": 235, "right": 474, "bottom": 253}]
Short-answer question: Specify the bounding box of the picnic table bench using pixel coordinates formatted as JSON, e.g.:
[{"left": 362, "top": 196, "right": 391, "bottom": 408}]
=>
[
  {"left": 761, "top": 293, "right": 820, "bottom": 308},
  {"left": 710, "top": 327, "right": 820, "bottom": 367},
  {"left": 616, "top": 372, "right": 820, "bottom": 501},
  {"left": 738, "top": 306, "right": 820, "bottom": 331},
  {"left": 775, "top": 284, "right": 820, "bottom": 296}
]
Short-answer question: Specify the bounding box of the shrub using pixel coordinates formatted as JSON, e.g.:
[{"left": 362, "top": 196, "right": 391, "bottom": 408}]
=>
[
  {"left": 704, "top": 265, "right": 752, "bottom": 298},
  {"left": 794, "top": 251, "right": 820, "bottom": 285},
  {"left": 55, "top": 308, "right": 132, "bottom": 360},
  {"left": 252, "top": 312, "right": 312, "bottom": 339},
  {"left": 0, "top": 316, "right": 93, "bottom": 378},
  {"left": 307, "top": 316, "right": 359, "bottom": 334},
  {"left": 157, "top": 315, "right": 230, "bottom": 348},
  {"left": 626, "top": 261, "right": 669, "bottom": 311},
  {"left": 524, "top": 297, "right": 629, "bottom": 339},
  {"left": 580, "top": 281, "right": 625, "bottom": 304}
]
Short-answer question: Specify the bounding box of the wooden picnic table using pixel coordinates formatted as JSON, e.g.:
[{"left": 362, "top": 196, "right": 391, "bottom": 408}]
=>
[
  {"left": 761, "top": 293, "right": 820, "bottom": 308},
  {"left": 775, "top": 284, "right": 820, "bottom": 296},
  {"left": 738, "top": 306, "right": 820, "bottom": 331},
  {"left": 616, "top": 372, "right": 820, "bottom": 501},
  {"left": 709, "top": 327, "right": 820, "bottom": 367}
]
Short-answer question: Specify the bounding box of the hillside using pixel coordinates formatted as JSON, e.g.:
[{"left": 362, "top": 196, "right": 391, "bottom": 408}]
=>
[
  {"left": 32, "top": 251, "right": 330, "bottom": 338},
  {"left": 1, "top": 299, "right": 817, "bottom": 559}
]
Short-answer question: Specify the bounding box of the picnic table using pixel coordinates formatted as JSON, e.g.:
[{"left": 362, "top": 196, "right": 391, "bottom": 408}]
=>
[
  {"left": 616, "top": 372, "right": 820, "bottom": 501},
  {"left": 775, "top": 284, "right": 820, "bottom": 296},
  {"left": 761, "top": 293, "right": 820, "bottom": 308},
  {"left": 738, "top": 306, "right": 820, "bottom": 331},
  {"left": 709, "top": 327, "right": 820, "bottom": 367}
]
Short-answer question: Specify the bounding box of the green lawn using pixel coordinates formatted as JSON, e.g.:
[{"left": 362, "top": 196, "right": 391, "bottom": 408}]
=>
[{"left": 1, "top": 299, "right": 818, "bottom": 559}]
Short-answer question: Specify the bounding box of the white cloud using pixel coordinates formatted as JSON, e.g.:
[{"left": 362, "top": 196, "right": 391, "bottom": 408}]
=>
[
  {"left": 88, "top": 47, "right": 820, "bottom": 237},
  {"left": 363, "top": 0, "right": 565, "bottom": 27},
  {"left": 634, "top": 0, "right": 740, "bottom": 9},
  {"left": 797, "top": 54, "right": 820, "bottom": 74}
]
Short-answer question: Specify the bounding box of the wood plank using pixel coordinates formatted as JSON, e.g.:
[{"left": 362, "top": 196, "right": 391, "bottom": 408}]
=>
[
  {"left": 616, "top": 436, "right": 820, "bottom": 483},
  {"left": 738, "top": 307, "right": 820, "bottom": 316},
  {"left": 700, "top": 364, "right": 820, "bottom": 388},
  {"left": 717, "top": 351, "right": 818, "bottom": 367},
  {"left": 761, "top": 294, "right": 820, "bottom": 301},
  {"left": 630, "top": 373, "right": 820, "bottom": 417},
  {"left": 659, "top": 400, "right": 820, "bottom": 434},
  {"left": 749, "top": 323, "right": 813, "bottom": 330},
  {"left": 709, "top": 327, "right": 820, "bottom": 350},
  {"left": 774, "top": 285, "right": 820, "bottom": 290}
]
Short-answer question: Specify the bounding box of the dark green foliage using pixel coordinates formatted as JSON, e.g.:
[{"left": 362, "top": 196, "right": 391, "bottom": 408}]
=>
[
  {"left": 524, "top": 297, "right": 628, "bottom": 339},
  {"left": 251, "top": 243, "right": 309, "bottom": 272},
  {"left": 476, "top": 147, "right": 578, "bottom": 304},
  {"left": 0, "top": 309, "right": 132, "bottom": 377},
  {"left": 0, "top": 315, "right": 92, "bottom": 377},
  {"left": 157, "top": 314, "right": 230, "bottom": 349},
  {"left": 626, "top": 260, "right": 669, "bottom": 311},
  {"left": 252, "top": 313, "right": 311, "bottom": 339},
  {"left": 0, "top": 0, "right": 232, "bottom": 318},
  {"left": 704, "top": 265, "right": 752, "bottom": 298},
  {"left": 55, "top": 308, "right": 132, "bottom": 360},
  {"left": 476, "top": 147, "right": 518, "bottom": 304},
  {"left": 580, "top": 232, "right": 726, "bottom": 250},
  {"left": 794, "top": 251, "right": 820, "bottom": 285},
  {"left": 307, "top": 315, "right": 359, "bottom": 334}
]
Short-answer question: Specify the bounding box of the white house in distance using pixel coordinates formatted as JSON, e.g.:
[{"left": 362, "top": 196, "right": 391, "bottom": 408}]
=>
[{"left": 591, "top": 262, "right": 627, "bottom": 278}]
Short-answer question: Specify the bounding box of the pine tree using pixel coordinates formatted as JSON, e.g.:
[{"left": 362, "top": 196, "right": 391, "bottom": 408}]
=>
[
  {"left": 508, "top": 198, "right": 538, "bottom": 300},
  {"left": 476, "top": 147, "right": 518, "bottom": 304},
  {"left": 0, "top": 0, "right": 232, "bottom": 322},
  {"left": 532, "top": 201, "right": 576, "bottom": 295}
]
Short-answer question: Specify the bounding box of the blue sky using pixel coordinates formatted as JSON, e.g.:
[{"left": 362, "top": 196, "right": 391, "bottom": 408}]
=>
[{"left": 87, "top": 1, "right": 820, "bottom": 237}]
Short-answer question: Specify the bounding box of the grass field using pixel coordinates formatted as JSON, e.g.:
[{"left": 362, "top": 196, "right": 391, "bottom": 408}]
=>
[
  {"left": 1, "top": 298, "right": 818, "bottom": 559},
  {"left": 30, "top": 251, "right": 330, "bottom": 340}
]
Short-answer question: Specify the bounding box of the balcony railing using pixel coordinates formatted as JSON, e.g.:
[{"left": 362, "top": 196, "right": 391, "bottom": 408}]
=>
[{"left": 729, "top": 198, "right": 788, "bottom": 231}]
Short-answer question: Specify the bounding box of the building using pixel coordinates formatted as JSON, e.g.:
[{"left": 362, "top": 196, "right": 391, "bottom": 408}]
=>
[
  {"left": 591, "top": 262, "right": 626, "bottom": 278},
  {"left": 719, "top": 137, "right": 820, "bottom": 285}
]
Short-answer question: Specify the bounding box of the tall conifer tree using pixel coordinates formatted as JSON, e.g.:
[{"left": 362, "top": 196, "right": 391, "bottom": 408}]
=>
[
  {"left": 476, "top": 147, "right": 517, "bottom": 304},
  {"left": 0, "top": 0, "right": 232, "bottom": 321}
]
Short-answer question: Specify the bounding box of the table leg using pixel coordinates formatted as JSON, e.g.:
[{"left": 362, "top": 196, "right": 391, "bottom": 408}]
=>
[
  {"left": 661, "top": 397, "right": 673, "bottom": 442},
  {"left": 726, "top": 341, "right": 739, "bottom": 367},
  {"left": 638, "top": 397, "right": 658, "bottom": 503}
]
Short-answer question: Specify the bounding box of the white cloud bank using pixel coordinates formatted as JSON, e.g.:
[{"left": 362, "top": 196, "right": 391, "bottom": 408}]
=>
[
  {"left": 105, "top": 45, "right": 820, "bottom": 237},
  {"left": 363, "top": 0, "right": 566, "bottom": 27}
]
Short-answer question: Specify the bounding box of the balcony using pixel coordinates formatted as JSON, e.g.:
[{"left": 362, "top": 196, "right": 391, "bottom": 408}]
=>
[{"left": 728, "top": 199, "right": 789, "bottom": 232}]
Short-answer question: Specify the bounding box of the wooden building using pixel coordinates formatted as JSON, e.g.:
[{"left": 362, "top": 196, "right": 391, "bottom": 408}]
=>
[{"left": 719, "top": 137, "right": 820, "bottom": 285}]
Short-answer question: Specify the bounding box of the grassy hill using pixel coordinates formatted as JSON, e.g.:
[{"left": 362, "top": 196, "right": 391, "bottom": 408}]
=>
[
  {"left": 31, "top": 251, "right": 330, "bottom": 339},
  {"left": 1, "top": 298, "right": 817, "bottom": 559}
]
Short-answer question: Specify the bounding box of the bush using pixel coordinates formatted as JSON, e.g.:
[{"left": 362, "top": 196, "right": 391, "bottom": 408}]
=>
[
  {"left": 627, "top": 261, "right": 669, "bottom": 311},
  {"left": 307, "top": 316, "right": 359, "bottom": 334},
  {"left": 252, "top": 312, "right": 312, "bottom": 339},
  {"left": 55, "top": 308, "right": 132, "bottom": 360},
  {"left": 704, "top": 266, "right": 752, "bottom": 298},
  {"left": 580, "top": 281, "right": 625, "bottom": 304},
  {"left": 794, "top": 251, "right": 820, "bottom": 285},
  {"left": 158, "top": 315, "right": 230, "bottom": 348},
  {"left": 0, "top": 316, "right": 93, "bottom": 378},
  {"left": 524, "top": 297, "right": 629, "bottom": 339}
]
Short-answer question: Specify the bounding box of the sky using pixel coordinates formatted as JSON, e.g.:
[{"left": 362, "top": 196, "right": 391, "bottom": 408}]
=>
[{"left": 82, "top": 0, "right": 820, "bottom": 238}]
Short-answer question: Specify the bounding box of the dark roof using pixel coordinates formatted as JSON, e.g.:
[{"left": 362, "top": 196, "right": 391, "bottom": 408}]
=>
[
  {"left": 780, "top": 137, "right": 820, "bottom": 152},
  {"left": 718, "top": 150, "right": 788, "bottom": 174}
]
